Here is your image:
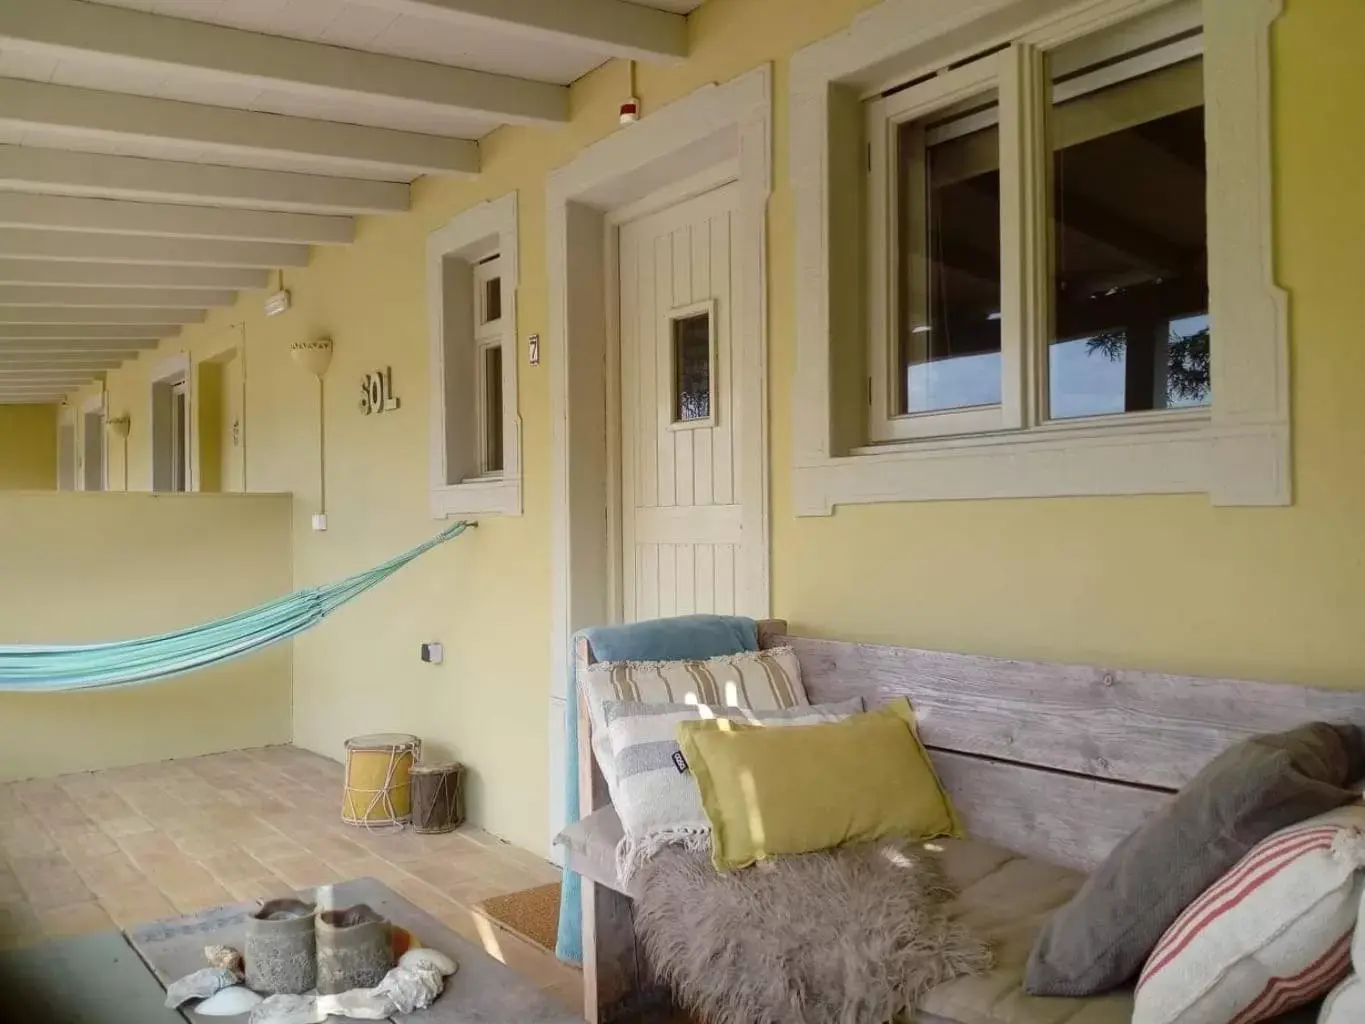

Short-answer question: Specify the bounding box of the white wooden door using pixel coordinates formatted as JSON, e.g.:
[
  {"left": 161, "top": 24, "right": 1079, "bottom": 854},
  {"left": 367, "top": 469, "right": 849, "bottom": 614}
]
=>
[{"left": 619, "top": 182, "right": 762, "bottom": 621}]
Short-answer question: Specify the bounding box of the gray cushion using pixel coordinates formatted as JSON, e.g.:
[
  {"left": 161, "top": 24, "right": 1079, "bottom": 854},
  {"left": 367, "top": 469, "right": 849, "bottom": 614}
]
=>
[{"left": 1025, "top": 722, "right": 1365, "bottom": 997}]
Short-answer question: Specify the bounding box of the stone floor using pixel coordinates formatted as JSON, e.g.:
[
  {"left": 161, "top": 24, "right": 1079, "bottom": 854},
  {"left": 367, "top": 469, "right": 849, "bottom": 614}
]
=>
[{"left": 0, "top": 745, "right": 582, "bottom": 1011}]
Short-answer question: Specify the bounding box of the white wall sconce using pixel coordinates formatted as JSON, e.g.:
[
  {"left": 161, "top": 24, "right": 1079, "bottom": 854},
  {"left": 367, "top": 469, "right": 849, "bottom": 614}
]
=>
[{"left": 291, "top": 337, "right": 334, "bottom": 531}]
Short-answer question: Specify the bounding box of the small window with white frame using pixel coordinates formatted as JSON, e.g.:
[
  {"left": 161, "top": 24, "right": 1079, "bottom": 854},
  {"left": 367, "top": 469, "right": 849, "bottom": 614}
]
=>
[
  {"left": 427, "top": 192, "right": 521, "bottom": 518},
  {"left": 866, "top": 5, "right": 1207, "bottom": 442}
]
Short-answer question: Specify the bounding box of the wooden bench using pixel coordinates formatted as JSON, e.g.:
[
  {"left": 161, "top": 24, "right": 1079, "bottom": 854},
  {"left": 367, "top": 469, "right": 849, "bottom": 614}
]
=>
[{"left": 567, "top": 620, "right": 1365, "bottom": 1023}]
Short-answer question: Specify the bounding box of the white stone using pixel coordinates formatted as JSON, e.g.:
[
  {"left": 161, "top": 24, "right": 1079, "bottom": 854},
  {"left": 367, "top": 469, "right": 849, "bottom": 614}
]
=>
[
  {"left": 399, "top": 947, "right": 457, "bottom": 977},
  {"left": 196, "top": 986, "right": 264, "bottom": 1016}
]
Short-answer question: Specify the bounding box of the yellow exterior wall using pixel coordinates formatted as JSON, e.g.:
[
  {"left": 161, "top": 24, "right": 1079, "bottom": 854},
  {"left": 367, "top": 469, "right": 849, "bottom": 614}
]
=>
[
  {"left": 0, "top": 405, "right": 58, "bottom": 490},
  {"left": 67, "top": 0, "right": 1363, "bottom": 853},
  {"left": 0, "top": 493, "right": 293, "bottom": 781}
]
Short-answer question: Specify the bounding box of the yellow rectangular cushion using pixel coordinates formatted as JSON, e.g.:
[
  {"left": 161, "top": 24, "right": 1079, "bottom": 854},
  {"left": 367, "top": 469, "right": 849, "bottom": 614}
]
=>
[{"left": 676, "top": 697, "right": 962, "bottom": 870}]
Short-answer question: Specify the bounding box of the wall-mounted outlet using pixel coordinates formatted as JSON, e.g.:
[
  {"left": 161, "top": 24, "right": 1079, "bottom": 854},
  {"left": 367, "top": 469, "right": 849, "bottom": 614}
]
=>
[
  {"left": 420, "top": 642, "right": 444, "bottom": 665},
  {"left": 311, "top": 513, "right": 328, "bottom": 532}
]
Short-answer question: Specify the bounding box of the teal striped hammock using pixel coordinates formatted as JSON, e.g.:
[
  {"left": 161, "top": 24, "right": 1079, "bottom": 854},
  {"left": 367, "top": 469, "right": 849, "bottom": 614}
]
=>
[{"left": 0, "top": 521, "right": 473, "bottom": 693}]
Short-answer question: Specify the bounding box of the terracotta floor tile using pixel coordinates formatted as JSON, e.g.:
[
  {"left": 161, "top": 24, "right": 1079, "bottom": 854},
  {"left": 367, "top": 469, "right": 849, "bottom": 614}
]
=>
[
  {"left": 260, "top": 853, "right": 339, "bottom": 889},
  {"left": 71, "top": 851, "right": 145, "bottom": 896},
  {"left": 37, "top": 900, "right": 115, "bottom": 938},
  {"left": 237, "top": 832, "right": 307, "bottom": 861},
  {"left": 52, "top": 826, "right": 121, "bottom": 862},
  {"left": 98, "top": 815, "right": 155, "bottom": 838},
  {"left": 146, "top": 858, "right": 220, "bottom": 900},
  {"left": 167, "top": 883, "right": 234, "bottom": 915},
  {"left": 199, "top": 848, "right": 273, "bottom": 885},
  {"left": 223, "top": 875, "right": 293, "bottom": 903}
]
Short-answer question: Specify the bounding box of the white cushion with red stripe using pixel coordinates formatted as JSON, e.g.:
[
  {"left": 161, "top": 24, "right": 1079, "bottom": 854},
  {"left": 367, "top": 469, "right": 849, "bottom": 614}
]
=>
[
  {"left": 1132, "top": 805, "right": 1365, "bottom": 1024},
  {"left": 1319, "top": 882, "right": 1365, "bottom": 1023}
]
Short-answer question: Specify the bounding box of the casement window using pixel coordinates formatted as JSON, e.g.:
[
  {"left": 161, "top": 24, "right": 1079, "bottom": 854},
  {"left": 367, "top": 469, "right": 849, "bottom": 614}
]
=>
[
  {"left": 792, "top": 0, "right": 1287, "bottom": 512},
  {"left": 867, "top": 10, "right": 1207, "bottom": 442},
  {"left": 427, "top": 193, "right": 522, "bottom": 518}
]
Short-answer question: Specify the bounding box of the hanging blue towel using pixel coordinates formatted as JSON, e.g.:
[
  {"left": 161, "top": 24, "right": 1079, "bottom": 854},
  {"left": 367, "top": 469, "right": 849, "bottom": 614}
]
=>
[{"left": 555, "top": 614, "right": 758, "bottom": 965}]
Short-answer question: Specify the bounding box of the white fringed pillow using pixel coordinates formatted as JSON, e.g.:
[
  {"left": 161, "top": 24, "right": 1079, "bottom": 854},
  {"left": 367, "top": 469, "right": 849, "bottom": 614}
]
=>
[
  {"left": 581, "top": 646, "right": 808, "bottom": 790},
  {"left": 1132, "top": 805, "right": 1365, "bottom": 1024}
]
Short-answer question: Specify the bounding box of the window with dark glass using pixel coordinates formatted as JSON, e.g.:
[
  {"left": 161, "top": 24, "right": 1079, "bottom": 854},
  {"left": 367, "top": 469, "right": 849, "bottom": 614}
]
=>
[
  {"left": 672, "top": 311, "right": 712, "bottom": 423},
  {"left": 1048, "top": 56, "right": 1208, "bottom": 419}
]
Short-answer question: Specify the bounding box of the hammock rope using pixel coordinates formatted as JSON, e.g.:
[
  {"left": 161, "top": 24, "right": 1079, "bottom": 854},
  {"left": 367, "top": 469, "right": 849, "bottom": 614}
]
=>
[{"left": 0, "top": 520, "right": 474, "bottom": 692}]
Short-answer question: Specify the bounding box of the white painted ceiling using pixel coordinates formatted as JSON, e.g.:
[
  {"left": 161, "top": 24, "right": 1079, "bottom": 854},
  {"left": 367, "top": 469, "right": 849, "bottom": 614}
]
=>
[{"left": 0, "top": 0, "right": 703, "bottom": 403}]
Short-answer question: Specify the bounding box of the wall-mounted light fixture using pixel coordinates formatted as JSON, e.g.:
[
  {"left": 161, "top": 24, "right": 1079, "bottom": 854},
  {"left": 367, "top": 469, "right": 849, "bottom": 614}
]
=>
[
  {"left": 291, "top": 338, "right": 333, "bottom": 531},
  {"left": 106, "top": 414, "right": 131, "bottom": 490}
]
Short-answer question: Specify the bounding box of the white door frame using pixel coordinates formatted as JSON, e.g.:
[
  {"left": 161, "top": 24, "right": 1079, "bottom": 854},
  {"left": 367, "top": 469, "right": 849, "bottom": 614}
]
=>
[
  {"left": 56, "top": 405, "right": 77, "bottom": 491},
  {"left": 544, "top": 65, "right": 772, "bottom": 851},
  {"left": 150, "top": 352, "right": 191, "bottom": 493},
  {"left": 79, "top": 391, "right": 107, "bottom": 491}
]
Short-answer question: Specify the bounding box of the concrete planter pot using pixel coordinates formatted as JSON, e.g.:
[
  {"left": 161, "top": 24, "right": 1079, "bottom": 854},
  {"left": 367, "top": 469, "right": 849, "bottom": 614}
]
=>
[
  {"left": 316, "top": 904, "right": 393, "bottom": 995},
  {"left": 244, "top": 899, "right": 317, "bottom": 995}
]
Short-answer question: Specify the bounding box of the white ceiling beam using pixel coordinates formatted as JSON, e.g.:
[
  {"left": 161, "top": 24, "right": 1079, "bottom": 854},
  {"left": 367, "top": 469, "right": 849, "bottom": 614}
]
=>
[
  {"left": 0, "top": 308, "right": 206, "bottom": 325},
  {"left": 0, "top": 375, "right": 101, "bottom": 388},
  {"left": 0, "top": 260, "right": 267, "bottom": 291},
  {"left": 0, "top": 325, "right": 175, "bottom": 341},
  {"left": 0, "top": 343, "right": 146, "bottom": 357},
  {"left": 0, "top": 79, "right": 478, "bottom": 180},
  {"left": 0, "top": 286, "right": 232, "bottom": 308},
  {"left": 0, "top": 354, "right": 125, "bottom": 368},
  {"left": 0, "top": 146, "right": 409, "bottom": 215},
  {"left": 0, "top": 230, "right": 310, "bottom": 269},
  {"left": 363, "top": 0, "right": 687, "bottom": 62},
  {"left": 0, "top": 194, "right": 353, "bottom": 245},
  {"left": 0, "top": 0, "right": 567, "bottom": 126}
]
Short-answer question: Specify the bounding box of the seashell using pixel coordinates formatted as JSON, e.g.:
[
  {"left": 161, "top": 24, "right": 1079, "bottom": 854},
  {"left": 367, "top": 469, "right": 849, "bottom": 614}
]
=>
[
  {"left": 204, "top": 944, "right": 244, "bottom": 973},
  {"left": 399, "top": 947, "right": 457, "bottom": 977},
  {"left": 164, "top": 967, "right": 240, "bottom": 1008},
  {"left": 196, "top": 986, "right": 265, "bottom": 1016}
]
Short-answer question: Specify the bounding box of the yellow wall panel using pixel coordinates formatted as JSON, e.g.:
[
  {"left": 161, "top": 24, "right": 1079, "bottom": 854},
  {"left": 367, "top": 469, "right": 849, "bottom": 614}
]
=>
[
  {"left": 0, "top": 493, "right": 293, "bottom": 780},
  {"left": 0, "top": 405, "right": 57, "bottom": 490}
]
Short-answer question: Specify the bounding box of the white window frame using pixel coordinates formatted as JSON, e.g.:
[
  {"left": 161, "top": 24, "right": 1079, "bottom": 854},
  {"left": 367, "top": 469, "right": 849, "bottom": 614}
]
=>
[
  {"left": 427, "top": 192, "right": 522, "bottom": 518},
  {"left": 791, "top": 0, "right": 1289, "bottom": 512},
  {"left": 666, "top": 298, "right": 719, "bottom": 431},
  {"left": 79, "top": 391, "right": 107, "bottom": 492},
  {"left": 866, "top": 54, "right": 1023, "bottom": 441},
  {"left": 472, "top": 255, "right": 505, "bottom": 477}
]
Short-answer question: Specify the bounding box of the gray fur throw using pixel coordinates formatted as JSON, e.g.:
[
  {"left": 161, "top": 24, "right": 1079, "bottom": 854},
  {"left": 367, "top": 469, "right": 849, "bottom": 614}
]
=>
[{"left": 632, "top": 839, "right": 992, "bottom": 1024}]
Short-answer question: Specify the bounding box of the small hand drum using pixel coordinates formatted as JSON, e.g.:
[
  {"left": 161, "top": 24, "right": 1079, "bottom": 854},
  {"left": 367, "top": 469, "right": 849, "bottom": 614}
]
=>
[
  {"left": 341, "top": 733, "right": 421, "bottom": 827},
  {"left": 410, "top": 761, "right": 465, "bottom": 834}
]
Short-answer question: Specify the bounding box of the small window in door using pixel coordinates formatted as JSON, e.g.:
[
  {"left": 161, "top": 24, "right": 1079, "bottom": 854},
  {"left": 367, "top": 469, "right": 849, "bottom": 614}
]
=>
[{"left": 669, "top": 300, "right": 716, "bottom": 428}]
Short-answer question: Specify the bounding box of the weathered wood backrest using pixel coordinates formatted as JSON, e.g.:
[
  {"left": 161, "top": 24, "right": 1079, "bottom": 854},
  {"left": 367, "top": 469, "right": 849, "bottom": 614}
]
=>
[{"left": 578, "top": 621, "right": 1365, "bottom": 872}]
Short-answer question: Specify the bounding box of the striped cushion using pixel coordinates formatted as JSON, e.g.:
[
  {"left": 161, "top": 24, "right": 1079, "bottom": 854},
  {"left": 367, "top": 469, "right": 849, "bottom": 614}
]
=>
[
  {"left": 1133, "top": 805, "right": 1365, "bottom": 1024},
  {"left": 603, "top": 697, "right": 862, "bottom": 880},
  {"left": 582, "top": 646, "right": 808, "bottom": 792}
]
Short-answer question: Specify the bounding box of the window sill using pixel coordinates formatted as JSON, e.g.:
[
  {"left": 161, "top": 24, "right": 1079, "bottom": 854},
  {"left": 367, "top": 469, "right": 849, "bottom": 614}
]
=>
[
  {"left": 430, "top": 476, "right": 521, "bottom": 519},
  {"left": 794, "top": 417, "right": 1288, "bottom": 515}
]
